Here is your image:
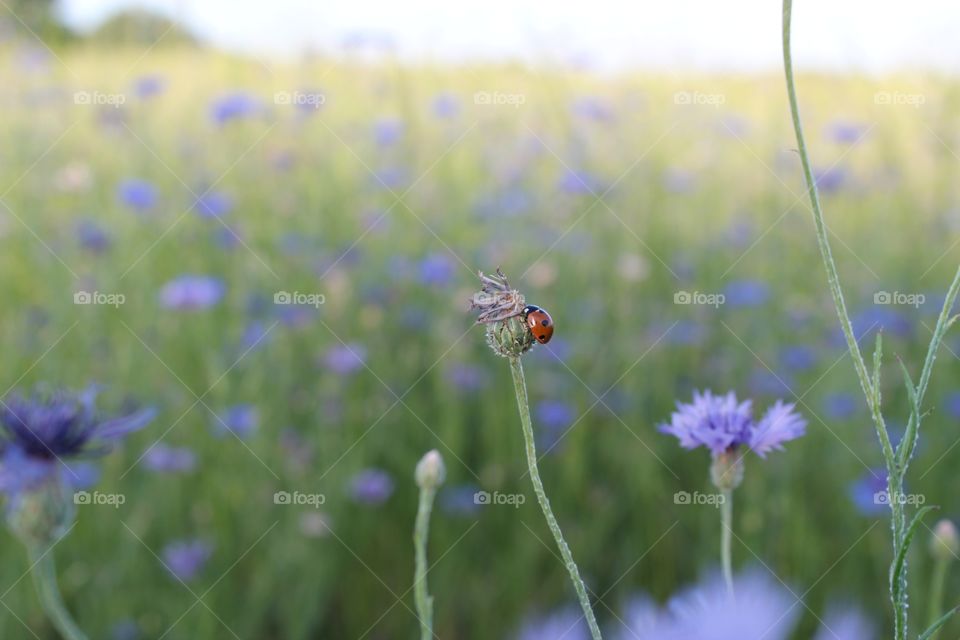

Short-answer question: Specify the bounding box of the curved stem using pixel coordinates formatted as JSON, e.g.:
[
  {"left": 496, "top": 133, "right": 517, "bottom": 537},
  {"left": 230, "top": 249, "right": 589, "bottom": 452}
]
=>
[
  {"left": 927, "top": 559, "right": 949, "bottom": 640},
  {"left": 509, "top": 356, "right": 603, "bottom": 640},
  {"left": 413, "top": 486, "right": 437, "bottom": 640},
  {"left": 721, "top": 490, "right": 734, "bottom": 596},
  {"left": 28, "top": 547, "right": 88, "bottom": 640}
]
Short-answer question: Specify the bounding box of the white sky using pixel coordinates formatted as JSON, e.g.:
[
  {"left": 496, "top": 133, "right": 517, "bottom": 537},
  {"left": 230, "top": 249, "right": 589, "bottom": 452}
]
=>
[{"left": 56, "top": 0, "right": 960, "bottom": 73}]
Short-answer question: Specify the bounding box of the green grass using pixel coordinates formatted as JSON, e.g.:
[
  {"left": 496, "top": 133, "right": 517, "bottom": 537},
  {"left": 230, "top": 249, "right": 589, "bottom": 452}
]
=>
[{"left": 1, "top": 42, "right": 960, "bottom": 638}]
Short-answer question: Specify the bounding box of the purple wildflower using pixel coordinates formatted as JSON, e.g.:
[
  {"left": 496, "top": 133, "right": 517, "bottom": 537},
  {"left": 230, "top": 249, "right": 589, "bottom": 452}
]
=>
[
  {"left": 117, "top": 178, "right": 158, "bottom": 212},
  {"left": 445, "top": 363, "right": 488, "bottom": 392},
  {"left": 323, "top": 343, "right": 366, "bottom": 375},
  {"left": 432, "top": 92, "right": 460, "bottom": 118},
  {"left": 162, "top": 539, "right": 212, "bottom": 582},
  {"left": 813, "top": 607, "right": 875, "bottom": 640},
  {"left": 945, "top": 392, "right": 960, "bottom": 419},
  {"left": 516, "top": 606, "right": 589, "bottom": 640},
  {"left": 438, "top": 484, "right": 483, "bottom": 517},
  {"left": 132, "top": 74, "right": 165, "bottom": 100},
  {"left": 348, "top": 468, "right": 394, "bottom": 504},
  {"left": 823, "top": 392, "right": 858, "bottom": 420},
  {"left": 193, "top": 191, "right": 234, "bottom": 219},
  {"left": 558, "top": 169, "right": 598, "bottom": 195},
  {"left": 210, "top": 91, "right": 262, "bottom": 125},
  {"left": 779, "top": 345, "right": 818, "bottom": 372},
  {"left": 159, "top": 275, "right": 225, "bottom": 310},
  {"left": 419, "top": 253, "right": 455, "bottom": 286},
  {"left": 210, "top": 404, "right": 258, "bottom": 439},
  {"left": 0, "top": 387, "right": 155, "bottom": 500},
  {"left": 659, "top": 390, "right": 805, "bottom": 458},
  {"left": 76, "top": 219, "right": 112, "bottom": 253},
  {"left": 849, "top": 468, "right": 890, "bottom": 517},
  {"left": 373, "top": 118, "right": 404, "bottom": 146},
  {"left": 144, "top": 444, "right": 196, "bottom": 474},
  {"left": 723, "top": 279, "right": 769, "bottom": 307}
]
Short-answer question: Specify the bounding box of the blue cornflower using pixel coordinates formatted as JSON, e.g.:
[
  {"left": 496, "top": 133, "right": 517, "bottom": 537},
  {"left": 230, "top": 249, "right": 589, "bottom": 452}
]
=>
[
  {"left": 347, "top": 468, "right": 394, "bottom": 505},
  {"left": 210, "top": 404, "right": 258, "bottom": 439},
  {"left": 516, "top": 606, "right": 589, "bottom": 640},
  {"left": 193, "top": 190, "right": 234, "bottom": 219},
  {"left": 210, "top": 91, "right": 262, "bottom": 125},
  {"left": 162, "top": 539, "right": 212, "bottom": 582},
  {"left": 159, "top": 275, "right": 225, "bottom": 310},
  {"left": 144, "top": 444, "right": 197, "bottom": 474},
  {"left": 0, "top": 387, "right": 155, "bottom": 499},
  {"left": 659, "top": 390, "right": 805, "bottom": 459},
  {"left": 117, "top": 178, "right": 158, "bottom": 212}
]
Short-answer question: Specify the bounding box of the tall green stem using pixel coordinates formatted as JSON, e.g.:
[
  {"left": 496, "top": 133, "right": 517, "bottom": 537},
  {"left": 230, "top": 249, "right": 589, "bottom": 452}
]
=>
[
  {"left": 413, "top": 486, "right": 437, "bottom": 640},
  {"left": 721, "top": 490, "right": 734, "bottom": 596},
  {"left": 782, "top": 2, "right": 907, "bottom": 636},
  {"left": 927, "top": 559, "right": 949, "bottom": 640},
  {"left": 509, "top": 356, "right": 603, "bottom": 640},
  {"left": 28, "top": 547, "right": 88, "bottom": 640}
]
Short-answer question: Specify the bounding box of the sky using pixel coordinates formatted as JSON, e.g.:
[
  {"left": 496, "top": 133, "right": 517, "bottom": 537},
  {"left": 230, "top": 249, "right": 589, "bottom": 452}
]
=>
[{"left": 56, "top": 0, "right": 960, "bottom": 74}]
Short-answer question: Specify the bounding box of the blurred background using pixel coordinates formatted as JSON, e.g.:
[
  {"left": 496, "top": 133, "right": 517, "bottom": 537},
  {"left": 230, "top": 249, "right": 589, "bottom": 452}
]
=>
[{"left": 3, "top": 1, "right": 960, "bottom": 638}]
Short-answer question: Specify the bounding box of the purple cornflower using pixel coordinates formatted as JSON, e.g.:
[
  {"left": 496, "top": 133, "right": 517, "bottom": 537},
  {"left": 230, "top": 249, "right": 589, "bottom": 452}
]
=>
[
  {"left": 162, "top": 539, "right": 212, "bottom": 582},
  {"left": 193, "top": 191, "right": 234, "bottom": 219},
  {"left": 418, "top": 253, "right": 455, "bottom": 286},
  {"left": 0, "top": 387, "right": 155, "bottom": 500},
  {"left": 373, "top": 118, "right": 404, "bottom": 146},
  {"left": 432, "top": 92, "right": 460, "bottom": 118},
  {"left": 210, "top": 91, "right": 262, "bottom": 125},
  {"left": 822, "top": 392, "right": 858, "bottom": 420},
  {"left": 723, "top": 279, "right": 769, "bottom": 307},
  {"left": 76, "top": 219, "right": 112, "bottom": 253},
  {"left": 117, "top": 178, "right": 158, "bottom": 212},
  {"left": 849, "top": 468, "right": 890, "bottom": 517},
  {"left": 323, "top": 343, "right": 367, "bottom": 375},
  {"left": 516, "top": 606, "right": 589, "bottom": 640},
  {"left": 132, "top": 74, "right": 165, "bottom": 100},
  {"left": 659, "top": 390, "right": 805, "bottom": 459},
  {"left": 144, "top": 444, "right": 197, "bottom": 474},
  {"left": 944, "top": 391, "right": 960, "bottom": 419},
  {"left": 348, "top": 468, "right": 394, "bottom": 505},
  {"left": 813, "top": 607, "right": 875, "bottom": 640},
  {"left": 210, "top": 404, "right": 258, "bottom": 439},
  {"left": 159, "top": 275, "right": 225, "bottom": 310}
]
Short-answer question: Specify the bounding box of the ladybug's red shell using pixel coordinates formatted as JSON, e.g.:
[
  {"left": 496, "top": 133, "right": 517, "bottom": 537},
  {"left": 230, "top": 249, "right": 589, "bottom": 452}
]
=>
[{"left": 523, "top": 305, "right": 554, "bottom": 344}]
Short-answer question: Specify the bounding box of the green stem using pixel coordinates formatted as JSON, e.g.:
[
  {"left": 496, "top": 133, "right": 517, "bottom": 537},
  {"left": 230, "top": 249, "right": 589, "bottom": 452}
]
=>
[
  {"left": 721, "top": 490, "right": 734, "bottom": 596},
  {"left": 782, "top": 2, "right": 906, "bottom": 637},
  {"left": 927, "top": 559, "right": 949, "bottom": 640},
  {"left": 28, "top": 547, "right": 88, "bottom": 640},
  {"left": 509, "top": 356, "right": 603, "bottom": 640},
  {"left": 413, "top": 486, "right": 437, "bottom": 640}
]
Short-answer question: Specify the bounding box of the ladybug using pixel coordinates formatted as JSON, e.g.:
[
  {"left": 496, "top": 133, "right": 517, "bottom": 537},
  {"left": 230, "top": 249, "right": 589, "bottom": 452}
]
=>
[{"left": 522, "top": 305, "right": 554, "bottom": 344}]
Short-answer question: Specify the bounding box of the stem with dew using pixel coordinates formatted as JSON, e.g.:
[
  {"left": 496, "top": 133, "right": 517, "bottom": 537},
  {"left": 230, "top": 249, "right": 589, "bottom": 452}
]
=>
[
  {"left": 29, "top": 547, "right": 88, "bottom": 640},
  {"left": 413, "top": 485, "right": 437, "bottom": 640},
  {"left": 509, "top": 356, "right": 603, "bottom": 640}
]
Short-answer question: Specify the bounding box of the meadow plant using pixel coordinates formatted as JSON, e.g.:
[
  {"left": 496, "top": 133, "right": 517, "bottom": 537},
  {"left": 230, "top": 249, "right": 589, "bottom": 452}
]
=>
[
  {"left": 0, "top": 386, "right": 155, "bottom": 640},
  {"left": 413, "top": 449, "right": 446, "bottom": 640},
  {"left": 470, "top": 268, "right": 603, "bottom": 640},
  {"left": 927, "top": 520, "right": 959, "bottom": 639},
  {"left": 659, "top": 390, "right": 805, "bottom": 593},
  {"left": 783, "top": 1, "right": 960, "bottom": 636}
]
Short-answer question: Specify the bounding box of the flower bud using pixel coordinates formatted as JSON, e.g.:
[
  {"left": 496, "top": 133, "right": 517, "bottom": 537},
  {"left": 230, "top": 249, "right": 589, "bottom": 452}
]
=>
[
  {"left": 930, "top": 519, "right": 959, "bottom": 562},
  {"left": 415, "top": 450, "right": 446, "bottom": 490},
  {"left": 6, "top": 478, "right": 76, "bottom": 548},
  {"left": 710, "top": 449, "right": 744, "bottom": 493},
  {"left": 486, "top": 317, "right": 536, "bottom": 358}
]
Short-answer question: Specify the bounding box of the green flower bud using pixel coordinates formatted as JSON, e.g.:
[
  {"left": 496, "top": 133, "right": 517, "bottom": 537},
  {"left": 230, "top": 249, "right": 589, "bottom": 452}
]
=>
[
  {"left": 6, "top": 479, "right": 76, "bottom": 548},
  {"left": 710, "top": 449, "right": 744, "bottom": 493},
  {"left": 486, "top": 316, "right": 536, "bottom": 359},
  {"left": 930, "top": 519, "right": 959, "bottom": 562},
  {"left": 415, "top": 450, "right": 446, "bottom": 490}
]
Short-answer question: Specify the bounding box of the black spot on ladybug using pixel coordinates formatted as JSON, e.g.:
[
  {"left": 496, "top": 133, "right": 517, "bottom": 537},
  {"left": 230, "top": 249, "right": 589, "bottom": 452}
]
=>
[{"left": 541, "top": 319, "right": 549, "bottom": 326}]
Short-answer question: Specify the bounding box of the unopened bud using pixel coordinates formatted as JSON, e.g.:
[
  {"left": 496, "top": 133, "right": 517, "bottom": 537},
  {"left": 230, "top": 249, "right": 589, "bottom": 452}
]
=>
[
  {"left": 930, "top": 519, "right": 959, "bottom": 562},
  {"left": 415, "top": 450, "right": 446, "bottom": 490},
  {"left": 710, "top": 449, "right": 744, "bottom": 493}
]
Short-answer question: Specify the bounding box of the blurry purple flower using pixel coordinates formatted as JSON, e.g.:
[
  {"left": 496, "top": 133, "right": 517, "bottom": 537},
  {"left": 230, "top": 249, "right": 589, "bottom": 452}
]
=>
[
  {"left": 162, "top": 539, "right": 212, "bottom": 582},
  {"left": 144, "top": 444, "right": 197, "bottom": 474},
  {"left": 814, "top": 166, "right": 847, "bottom": 193},
  {"left": 210, "top": 404, "right": 258, "bottom": 439},
  {"left": 780, "top": 345, "right": 818, "bottom": 371},
  {"left": 439, "top": 484, "right": 483, "bottom": 517},
  {"left": 813, "top": 607, "right": 875, "bottom": 640},
  {"left": 348, "top": 468, "right": 394, "bottom": 504},
  {"left": 558, "top": 169, "right": 598, "bottom": 195},
  {"left": 323, "top": 343, "right": 366, "bottom": 375},
  {"left": 850, "top": 307, "right": 913, "bottom": 339},
  {"left": 419, "top": 253, "right": 455, "bottom": 286},
  {"left": 76, "top": 219, "right": 112, "bottom": 253},
  {"left": 432, "top": 92, "right": 460, "bottom": 118},
  {"left": 239, "top": 321, "right": 274, "bottom": 353},
  {"left": 748, "top": 370, "right": 793, "bottom": 397},
  {"left": 159, "top": 275, "right": 225, "bottom": 310},
  {"left": 516, "top": 606, "right": 589, "bottom": 640},
  {"left": 371, "top": 166, "right": 408, "bottom": 190},
  {"left": 194, "top": 191, "right": 234, "bottom": 219},
  {"left": 659, "top": 390, "right": 805, "bottom": 458},
  {"left": 132, "top": 74, "right": 165, "bottom": 100},
  {"left": 210, "top": 92, "right": 262, "bottom": 125},
  {"left": 278, "top": 304, "right": 318, "bottom": 328},
  {"left": 213, "top": 225, "right": 243, "bottom": 250},
  {"left": 825, "top": 120, "right": 868, "bottom": 145},
  {"left": 822, "top": 392, "right": 858, "bottom": 420},
  {"left": 536, "top": 401, "right": 575, "bottom": 430},
  {"left": 117, "top": 178, "right": 158, "bottom": 212},
  {"left": 0, "top": 387, "right": 155, "bottom": 501},
  {"left": 657, "top": 319, "right": 705, "bottom": 346},
  {"left": 849, "top": 468, "right": 890, "bottom": 517},
  {"left": 110, "top": 618, "right": 142, "bottom": 640},
  {"left": 571, "top": 96, "right": 615, "bottom": 122},
  {"left": 373, "top": 118, "right": 404, "bottom": 146},
  {"left": 446, "top": 364, "right": 488, "bottom": 392},
  {"left": 944, "top": 392, "right": 960, "bottom": 419},
  {"left": 723, "top": 279, "right": 769, "bottom": 307}
]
